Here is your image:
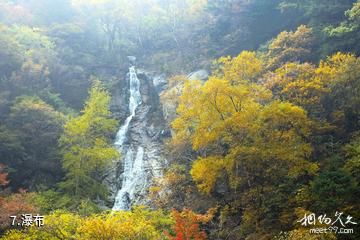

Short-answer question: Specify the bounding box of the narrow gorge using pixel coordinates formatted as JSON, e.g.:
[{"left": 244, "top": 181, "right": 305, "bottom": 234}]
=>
[
  {"left": 107, "top": 61, "right": 169, "bottom": 210},
  {"left": 106, "top": 60, "right": 209, "bottom": 210}
]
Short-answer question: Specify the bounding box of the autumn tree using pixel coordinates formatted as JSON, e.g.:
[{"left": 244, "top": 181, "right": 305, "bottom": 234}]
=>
[
  {"left": 313, "top": 52, "right": 360, "bottom": 138},
  {"left": 172, "top": 52, "right": 318, "bottom": 238},
  {"left": 0, "top": 164, "right": 8, "bottom": 188},
  {"left": 0, "top": 191, "right": 38, "bottom": 232},
  {"left": 263, "top": 61, "right": 334, "bottom": 145},
  {"left": 2, "top": 210, "right": 82, "bottom": 239},
  {"left": 2, "top": 206, "right": 172, "bottom": 240},
  {"left": 263, "top": 52, "right": 360, "bottom": 158},
  {"left": 59, "top": 80, "right": 119, "bottom": 201},
  {"left": 0, "top": 165, "right": 37, "bottom": 232},
  {"left": 215, "top": 51, "right": 263, "bottom": 82},
  {"left": 165, "top": 208, "right": 216, "bottom": 240},
  {"left": 265, "top": 25, "right": 313, "bottom": 70}
]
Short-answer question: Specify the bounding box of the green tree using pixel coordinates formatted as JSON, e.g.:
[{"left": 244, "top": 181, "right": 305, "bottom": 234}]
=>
[
  {"left": 325, "top": 0, "right": 360, "bottom": 36},
  {"left": 342, "top": 134, "right": 360, "bottom": 236},
  {"left": 344, "top": 133, "right": 360, "bottom": 184},
  {"left": 5, "top": 96, "right": 65, "bottom": 190},
  {"left": 0, "top": 24, "right": 22, "bottom": 78},
  {"left": 279, "top": 0, "right": 360, "bottom": 57},
  {"left": 59, "top": 80, "right": 119, "bottom": 201},
  {"left": 309, "top": 156, "right": 357, "bottom": 212}
]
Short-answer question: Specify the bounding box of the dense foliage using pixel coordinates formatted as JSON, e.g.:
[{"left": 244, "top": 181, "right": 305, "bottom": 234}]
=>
[
  {"left": 0, "top": 0, "right": 359, "bottom": 239},
  {"left": 59, "top": 80, "right": 119, "bottom": 202}
]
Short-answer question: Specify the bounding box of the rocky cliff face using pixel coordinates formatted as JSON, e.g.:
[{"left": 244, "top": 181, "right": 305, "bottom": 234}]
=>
[
  {"left": 104, "top": 68, "right": 169, "bottom": 208},
  {"left": 104, "top": 67, "right": 209, "bottom": 209}
]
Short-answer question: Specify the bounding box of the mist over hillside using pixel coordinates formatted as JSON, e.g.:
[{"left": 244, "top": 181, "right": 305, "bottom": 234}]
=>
[{"left": 0, "top": 1, "right": 360, "bottom": 239}]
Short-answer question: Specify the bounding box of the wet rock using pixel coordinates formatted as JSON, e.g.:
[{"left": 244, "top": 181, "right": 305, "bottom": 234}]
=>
[
  {"left": 105, "top": 67, "right": 167, "bottom": 209},
  {"left": 152, "top": 74, "right": 167, "bottom": 92},
  {"left": 187, "top": 69, "right": 209, "bottom": 81}
]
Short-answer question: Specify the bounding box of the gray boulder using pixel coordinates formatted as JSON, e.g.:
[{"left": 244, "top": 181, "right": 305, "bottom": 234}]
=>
[
  {"left": 127, "top": 56, "right": 136, "bottom": 65},
  {"left": 187, "top": 69, "right": 209, "bottom": 81}
]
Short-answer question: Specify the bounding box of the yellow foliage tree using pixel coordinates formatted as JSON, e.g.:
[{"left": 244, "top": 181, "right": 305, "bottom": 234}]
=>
[
  {"left": 265, "top": 25, "right": 313, "bottom": 69},
  {"left": 216, "top": 51, "right": 263, "bottom": 83},
  {"left": 2, "top": 207, "right": 173, "bottom": 240},
  {"left": 172, "top": 51, "right": 318, "bottom": 236}
]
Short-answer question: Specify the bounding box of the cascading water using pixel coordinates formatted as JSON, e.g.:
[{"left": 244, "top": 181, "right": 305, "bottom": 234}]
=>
[{"left": 113, "top": 66, "right": 144, "bottom": 210}]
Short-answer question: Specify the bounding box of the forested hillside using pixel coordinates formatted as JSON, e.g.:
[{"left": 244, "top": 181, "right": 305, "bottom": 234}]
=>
[{"left": 0, "top": 1, "right": 360, "bottom": 239}]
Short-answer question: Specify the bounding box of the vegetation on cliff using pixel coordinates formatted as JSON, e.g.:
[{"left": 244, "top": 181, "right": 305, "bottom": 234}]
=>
[{"left": 0, "top": 0, "right": 360, "bottom": 239}]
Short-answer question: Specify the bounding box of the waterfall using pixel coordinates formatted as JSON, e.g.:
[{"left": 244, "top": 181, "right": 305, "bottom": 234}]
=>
[{"left": 113, "top": 66, "right": 144, "bottom": 211}]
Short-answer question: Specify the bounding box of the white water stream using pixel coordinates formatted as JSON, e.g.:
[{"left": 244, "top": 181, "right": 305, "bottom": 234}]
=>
[{"left": 113, "top": 66, "right": 144, "bottom": 210}]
